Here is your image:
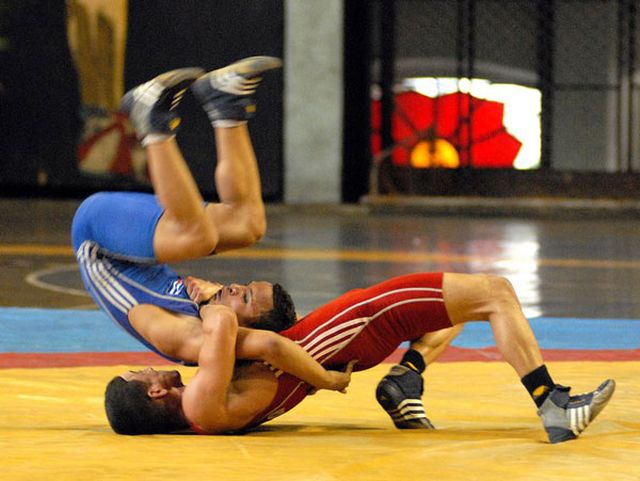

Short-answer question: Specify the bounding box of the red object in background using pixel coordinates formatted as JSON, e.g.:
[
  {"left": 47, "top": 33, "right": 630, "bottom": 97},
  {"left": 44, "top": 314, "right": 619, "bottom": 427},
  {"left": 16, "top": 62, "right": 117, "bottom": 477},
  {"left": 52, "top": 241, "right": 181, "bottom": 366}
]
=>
[
  {"left": 77, "top": 110, "right": 147, "bottom": 181},
  {"left": 372, "top": 91, "right": 522, "bottom": 168}
]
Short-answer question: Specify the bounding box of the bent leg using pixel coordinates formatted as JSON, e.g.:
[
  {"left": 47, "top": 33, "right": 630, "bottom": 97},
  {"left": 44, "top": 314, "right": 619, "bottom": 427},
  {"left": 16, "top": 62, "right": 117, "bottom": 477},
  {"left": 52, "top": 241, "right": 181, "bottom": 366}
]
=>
[
  {"left": 190, "top": 58, "right": 284, "bottom": 252},
  {"left": 442, "top": 272, "right": 543, "bottom": 377},
  {"left": 149, "top": 138, "right": 218, "bottom": 262},
  {"left": 153, "top": 124, "right": 265, "bottom": 260},
  {"left": 150, "top": 125, "right": 268, "bottom": 260},
  {"left": 203, "top": 124, "right": 266, "bottom": 251},
  {"left": 119, "top": 68, "right": 219, "bottom": 263},
  {"left": 410, "top": 324, "right": 463, "bottom": 365},
  {"left": 444, "top": 273, "right": 616, "bottom": 444},
  {"left": 119, "top": 63, "right": 275, "bottom": 262}
]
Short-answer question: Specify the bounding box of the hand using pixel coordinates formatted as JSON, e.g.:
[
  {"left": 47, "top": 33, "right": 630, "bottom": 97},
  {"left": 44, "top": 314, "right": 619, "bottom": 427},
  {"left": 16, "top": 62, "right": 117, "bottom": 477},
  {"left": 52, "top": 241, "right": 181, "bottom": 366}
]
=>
[
  {"left": 185, "top": 276, "right": 223, "bottom": 304},
  {"left": 318, "top": 360, "right": 358, "bottom": 394}
]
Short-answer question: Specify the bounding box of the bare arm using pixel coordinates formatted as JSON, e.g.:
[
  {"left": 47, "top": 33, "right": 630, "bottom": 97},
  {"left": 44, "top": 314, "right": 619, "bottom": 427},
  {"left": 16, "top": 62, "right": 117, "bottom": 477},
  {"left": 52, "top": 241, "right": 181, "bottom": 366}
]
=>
[
  {"left": 235, "top": 327, "right": 354, "bottom": 392},
  {"left": 182, "top": 305, "right": 356, "bottom": 433},
  {"left": 128, "top": 304, "right": 202, "bottom": 363},
  {"left": 130, "top": 296, "right": 353, "bottom": 392},
  {"left": 182, "top": 304, "right": 273, "bottom": 432}
]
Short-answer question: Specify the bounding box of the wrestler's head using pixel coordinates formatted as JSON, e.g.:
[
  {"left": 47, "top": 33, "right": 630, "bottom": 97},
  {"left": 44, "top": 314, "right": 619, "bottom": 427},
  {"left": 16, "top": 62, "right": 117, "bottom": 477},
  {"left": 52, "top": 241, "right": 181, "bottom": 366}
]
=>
[
  {"left": 104, "top": 368, "right": 189, "bottom": 435},
  {"left": 211, "top": 281, "right": 296, "bottom": 332}
]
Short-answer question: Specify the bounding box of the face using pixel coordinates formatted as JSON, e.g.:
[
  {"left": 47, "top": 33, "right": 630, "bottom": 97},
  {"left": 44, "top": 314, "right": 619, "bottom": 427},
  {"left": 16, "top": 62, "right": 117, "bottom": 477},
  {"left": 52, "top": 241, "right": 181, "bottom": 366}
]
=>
[
  {"left": 208, "top": 281, "right": 274, "bottom": 326},
  {"left": 120, "top": 368, "right": 185, "bottom": 400}
]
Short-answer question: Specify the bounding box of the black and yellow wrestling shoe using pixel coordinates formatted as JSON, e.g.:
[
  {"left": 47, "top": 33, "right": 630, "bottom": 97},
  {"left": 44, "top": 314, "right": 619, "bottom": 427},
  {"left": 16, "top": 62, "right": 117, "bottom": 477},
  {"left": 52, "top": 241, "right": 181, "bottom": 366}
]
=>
[
  {"left": 538, "top": 379, "right": 615, "bottom": 443},
  {"left": 376, "top": 364, "right": 435, "bottom": 429},
  {"left": 120, "top": 67, "right": 204, "bottom": 145},
  {"left": 191, "top": 56, "right": 282, "bottom": 127}
]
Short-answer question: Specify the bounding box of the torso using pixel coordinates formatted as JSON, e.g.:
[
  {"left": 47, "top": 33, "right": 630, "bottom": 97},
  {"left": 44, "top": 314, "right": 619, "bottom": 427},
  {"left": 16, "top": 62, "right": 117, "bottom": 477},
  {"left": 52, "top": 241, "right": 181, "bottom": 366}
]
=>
[
  {"left": 73, "top": 193, "right": 201, "bottom": 364},
  {"left": 76, "top": 240, "right": 199, "bottom": 365},
  {"left": 241, "top": 272, "right": 452, "bottom": 430}
]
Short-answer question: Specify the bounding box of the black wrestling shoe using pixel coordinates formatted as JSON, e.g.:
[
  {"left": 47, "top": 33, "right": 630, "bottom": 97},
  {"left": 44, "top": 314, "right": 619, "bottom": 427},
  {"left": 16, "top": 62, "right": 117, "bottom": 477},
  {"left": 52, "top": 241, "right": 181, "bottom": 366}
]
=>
[
  {"left": 120, "top": 67, "right": 204, "bottom": 142},
  {"left": 191, "top": 56, "right": 282, "bottom": 126},
  {"left": 538, "top": 379, "right": 615, "bottom": 443},
  {"left": 376, "top": 365, "right": 435, "bottom": 429}
]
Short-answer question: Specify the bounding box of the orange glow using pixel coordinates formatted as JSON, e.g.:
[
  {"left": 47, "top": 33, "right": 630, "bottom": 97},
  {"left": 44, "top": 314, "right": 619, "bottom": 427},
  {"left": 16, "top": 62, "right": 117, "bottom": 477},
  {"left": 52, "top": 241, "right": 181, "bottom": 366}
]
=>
[{"left": 410, "top": 139, "right": 460, "bottom": 168}]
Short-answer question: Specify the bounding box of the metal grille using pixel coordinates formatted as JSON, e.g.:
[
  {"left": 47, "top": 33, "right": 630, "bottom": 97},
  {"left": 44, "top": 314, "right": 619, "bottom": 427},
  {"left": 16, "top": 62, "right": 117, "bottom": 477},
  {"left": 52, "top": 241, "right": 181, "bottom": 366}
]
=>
[{"left": 371, "top": 0, "right": 640, "bottom": 195}]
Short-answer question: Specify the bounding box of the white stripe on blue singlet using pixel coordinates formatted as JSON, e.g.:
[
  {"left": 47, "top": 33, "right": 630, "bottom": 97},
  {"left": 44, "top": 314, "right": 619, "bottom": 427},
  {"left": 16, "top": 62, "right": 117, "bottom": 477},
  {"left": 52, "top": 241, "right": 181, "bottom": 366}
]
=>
[
  {"left": 78, "top": 242, "right": 137, "bottom": 314},
  {"left": 94, "top": 262, "right": 137, "bottom": 310},
  {"left": 87, "top": 262, "right": 131, "bottom": 314}
]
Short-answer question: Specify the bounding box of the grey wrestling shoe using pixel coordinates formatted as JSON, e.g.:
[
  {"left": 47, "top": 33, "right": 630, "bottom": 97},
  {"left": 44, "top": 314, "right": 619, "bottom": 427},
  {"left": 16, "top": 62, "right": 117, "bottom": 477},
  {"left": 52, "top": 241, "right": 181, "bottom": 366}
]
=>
[
  {"left": 120, "top": 67, "right": 204, "bottom": 141},
  {"left": 375, "top": 365, "right": 435, "bottom": 429},
  {"left": 538, "top": 379, "right": 615, "bottom": 444},
  {"left": 191, "top": 56, "right": 282, "bottom": 126}
]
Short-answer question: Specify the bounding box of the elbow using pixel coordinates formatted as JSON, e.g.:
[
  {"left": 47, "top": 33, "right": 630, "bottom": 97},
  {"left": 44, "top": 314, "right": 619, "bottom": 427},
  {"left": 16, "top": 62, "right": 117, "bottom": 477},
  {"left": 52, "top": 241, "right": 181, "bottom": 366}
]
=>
[{"left": 254, "top": 331, "right": 283, "bottom": 363}]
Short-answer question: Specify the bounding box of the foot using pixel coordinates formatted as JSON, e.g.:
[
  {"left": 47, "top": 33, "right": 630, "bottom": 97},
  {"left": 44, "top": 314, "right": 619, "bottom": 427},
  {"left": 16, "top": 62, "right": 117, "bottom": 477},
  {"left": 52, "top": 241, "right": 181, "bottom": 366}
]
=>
[
  {"left": 375, "top": 365, "right": 435, "bottom": 429},
  {"left": 191, "top": 56, "right": 282, "bottom": 126},
  {"left": 120, "top": 67, "right": 204, "bottom": 143},
  {"left": 538, "top": 379, "right": 616, "bottom": 443}
]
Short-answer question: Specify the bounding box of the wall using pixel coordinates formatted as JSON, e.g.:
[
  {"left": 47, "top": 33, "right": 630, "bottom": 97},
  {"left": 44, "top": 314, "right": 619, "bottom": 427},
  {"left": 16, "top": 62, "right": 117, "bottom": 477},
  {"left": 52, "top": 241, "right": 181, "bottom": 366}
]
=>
[{"left": 284, "top": 0, "right": 343, "bottom": 203}]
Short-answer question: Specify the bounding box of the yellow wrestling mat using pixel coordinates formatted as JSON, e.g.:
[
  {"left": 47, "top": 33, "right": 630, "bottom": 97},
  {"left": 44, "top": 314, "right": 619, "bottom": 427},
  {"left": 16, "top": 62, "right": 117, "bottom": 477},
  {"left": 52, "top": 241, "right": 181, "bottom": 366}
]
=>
[{"left": 1, "top": 362, "right": 638, "bottom": 481}]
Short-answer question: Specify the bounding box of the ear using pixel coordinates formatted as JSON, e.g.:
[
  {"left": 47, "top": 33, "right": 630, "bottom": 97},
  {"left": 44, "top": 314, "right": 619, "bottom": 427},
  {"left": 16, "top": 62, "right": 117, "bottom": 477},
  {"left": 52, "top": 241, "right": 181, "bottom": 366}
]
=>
[{"left": 147, "top": 384, "right": 169, "bottom": 399}]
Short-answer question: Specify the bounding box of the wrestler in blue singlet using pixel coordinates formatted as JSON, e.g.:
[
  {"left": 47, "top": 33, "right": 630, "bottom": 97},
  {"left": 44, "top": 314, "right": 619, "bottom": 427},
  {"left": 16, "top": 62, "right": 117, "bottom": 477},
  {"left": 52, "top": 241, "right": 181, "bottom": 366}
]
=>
[{"left": 71, "top": 192, "right": 199, "bottom": 364}]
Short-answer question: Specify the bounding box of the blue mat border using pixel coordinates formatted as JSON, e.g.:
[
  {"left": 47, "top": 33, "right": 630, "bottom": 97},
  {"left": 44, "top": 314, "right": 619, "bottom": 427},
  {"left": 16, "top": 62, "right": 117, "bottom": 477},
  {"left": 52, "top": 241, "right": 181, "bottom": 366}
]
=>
[{"left": 1, "top": 307, "right": 638, "bottom": 353}]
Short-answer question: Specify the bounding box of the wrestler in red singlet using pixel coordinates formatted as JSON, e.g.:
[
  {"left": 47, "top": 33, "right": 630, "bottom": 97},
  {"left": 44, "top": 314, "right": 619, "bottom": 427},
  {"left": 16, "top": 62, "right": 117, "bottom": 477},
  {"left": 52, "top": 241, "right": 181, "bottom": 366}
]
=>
[{"left": 245, "top": 272, "right": 453, "bottom": 428}]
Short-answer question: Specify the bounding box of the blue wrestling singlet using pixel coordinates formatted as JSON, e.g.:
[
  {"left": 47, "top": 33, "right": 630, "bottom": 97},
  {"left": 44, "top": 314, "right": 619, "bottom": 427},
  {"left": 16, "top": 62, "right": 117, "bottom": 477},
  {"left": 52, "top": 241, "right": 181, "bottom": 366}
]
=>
[{"left": 71, "top": 192, "right": 199, "bottom": 364}]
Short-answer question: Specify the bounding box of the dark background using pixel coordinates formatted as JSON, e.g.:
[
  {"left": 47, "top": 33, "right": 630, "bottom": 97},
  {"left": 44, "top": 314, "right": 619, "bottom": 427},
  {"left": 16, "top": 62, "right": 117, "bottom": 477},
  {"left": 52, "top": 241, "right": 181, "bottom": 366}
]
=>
[
  {"left": 0, "top": 0, "right": 284, "bottom": 200},
  {"left": 125, "top": 0, "right": 284, "bottom": 200},
  {"left": 4, "top": 0, "right": 640, "bottom": 202}
]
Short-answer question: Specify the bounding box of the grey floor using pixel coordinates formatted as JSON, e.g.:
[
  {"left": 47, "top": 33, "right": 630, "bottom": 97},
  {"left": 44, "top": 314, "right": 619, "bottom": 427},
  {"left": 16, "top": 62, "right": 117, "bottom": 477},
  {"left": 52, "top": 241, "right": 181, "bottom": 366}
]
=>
[{"left": 1, "top": 198, "right": 640, "bottom": 320}]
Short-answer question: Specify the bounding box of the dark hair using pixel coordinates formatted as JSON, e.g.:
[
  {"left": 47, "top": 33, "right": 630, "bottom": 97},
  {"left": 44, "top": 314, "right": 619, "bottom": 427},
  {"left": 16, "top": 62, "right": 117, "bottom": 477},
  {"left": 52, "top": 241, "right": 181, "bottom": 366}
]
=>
[
  {"left": 104, "top": 377, "right": 188, "bottom": 435},
  {"left": 251, "top": 283, "right": 297, "bottom": 332}
]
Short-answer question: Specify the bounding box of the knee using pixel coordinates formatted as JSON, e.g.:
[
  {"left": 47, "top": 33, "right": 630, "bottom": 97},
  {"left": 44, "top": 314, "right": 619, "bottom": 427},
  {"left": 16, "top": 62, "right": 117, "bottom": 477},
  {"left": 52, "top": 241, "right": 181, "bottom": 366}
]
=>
[
  {"left": 248, "top": 217, "right": 266, "bottom": 243},
  {"left": 483, "top": 275, "right": 519, "bottom": 311},
  {"left": 247, "top": 204, "right": 267, "bottom": 243},
  {"left": 236, "top": 216, "right": 266, "bottom": 248}
]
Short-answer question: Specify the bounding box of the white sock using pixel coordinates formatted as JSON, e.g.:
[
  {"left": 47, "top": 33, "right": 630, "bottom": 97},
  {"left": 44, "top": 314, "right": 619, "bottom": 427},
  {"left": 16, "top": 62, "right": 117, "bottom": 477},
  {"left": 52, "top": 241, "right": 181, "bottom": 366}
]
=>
[
  {"left": 211, "top": 119, "right": 248, "bottom": 128},
  {"left": 141, "top": 133, "right": 175, "bottom": 147}
]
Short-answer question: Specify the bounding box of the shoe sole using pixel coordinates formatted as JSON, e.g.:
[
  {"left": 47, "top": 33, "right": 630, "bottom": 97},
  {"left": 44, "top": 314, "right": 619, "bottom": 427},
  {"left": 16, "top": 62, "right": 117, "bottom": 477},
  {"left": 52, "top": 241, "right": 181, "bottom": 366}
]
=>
[
  {"left": 219, "top": 56, "right": 283, "bottom": 77},
  {"left": 587, "top": 378, "right": 616, "bottom": 422},
  {"left": 191, "top": 56, "right": 282, "bottom": 94}
]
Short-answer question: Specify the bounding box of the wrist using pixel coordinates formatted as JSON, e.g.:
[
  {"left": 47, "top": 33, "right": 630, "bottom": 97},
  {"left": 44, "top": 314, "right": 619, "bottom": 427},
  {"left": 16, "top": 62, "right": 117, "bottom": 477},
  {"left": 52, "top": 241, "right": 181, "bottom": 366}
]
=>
[{"left": 318, "top": 371, "right": 334, "bottom": 389}]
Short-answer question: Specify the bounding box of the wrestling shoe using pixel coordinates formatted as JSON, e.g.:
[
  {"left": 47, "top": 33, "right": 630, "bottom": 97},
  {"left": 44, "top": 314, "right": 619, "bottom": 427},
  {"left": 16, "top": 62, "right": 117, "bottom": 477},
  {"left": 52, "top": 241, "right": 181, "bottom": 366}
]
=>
[
  {"left": 538, "top": 379, "right": 615, "bottom": 444},
  {"left": 120, "top": 67, "right": 204, "bottom": 144},
  {"left": 191, "top": 56, "right": 282, "bottom": 126},
  {"left": 375, "top": 365, "right": 435, "bottom": 429}
]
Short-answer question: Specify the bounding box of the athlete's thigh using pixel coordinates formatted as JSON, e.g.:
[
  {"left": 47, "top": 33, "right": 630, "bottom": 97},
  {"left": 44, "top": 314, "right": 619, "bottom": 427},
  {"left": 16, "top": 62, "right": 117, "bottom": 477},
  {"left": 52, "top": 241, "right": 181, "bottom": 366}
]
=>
[{"left": 442, "top": 272, "right": 495, "bottom": 325}]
